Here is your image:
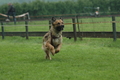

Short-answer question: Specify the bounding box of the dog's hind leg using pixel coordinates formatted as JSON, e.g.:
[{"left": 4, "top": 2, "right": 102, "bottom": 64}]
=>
[{"left": 45, "top": 50, "right": 51, "bottom": 60}]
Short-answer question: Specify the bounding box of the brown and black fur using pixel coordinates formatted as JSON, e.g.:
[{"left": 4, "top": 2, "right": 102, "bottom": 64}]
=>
[{"left": 42, "top": 17, "right": 64, "bottom": 60}]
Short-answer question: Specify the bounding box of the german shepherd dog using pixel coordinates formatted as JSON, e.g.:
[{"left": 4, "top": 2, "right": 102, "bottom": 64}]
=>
[{"left": 42, "top": 17, "right": 64, "bottom": 60}]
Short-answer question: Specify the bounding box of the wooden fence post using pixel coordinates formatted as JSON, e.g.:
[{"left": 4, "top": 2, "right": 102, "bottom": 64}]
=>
[
  {"left": 76, "top": 15, "right": 82, "bottom": 40},
  {"left": 1, "top": 22, "right": 4, "bottom": 39},
  {"left": 112, "top": 16, "right": 117, "bottom": 41},
  {"left": 49, "top": 20, "right": 51, "bottom": 29},
  {"left": 25, "top": 21, "right": 29, "bottom": 39},
  {"left": 72, "top": 18, "right": 77, "bottom": 41},
  {"left": 76, "top": 15, "right": 80, "bottom": 31}
]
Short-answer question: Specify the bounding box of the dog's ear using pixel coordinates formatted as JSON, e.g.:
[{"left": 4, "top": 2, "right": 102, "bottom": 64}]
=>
[
  {"left": 60, "top": 17, "right": 63, "bottom": 21},
  {"left": 52, "top": 17, "right": 56, "bottom": 22}
]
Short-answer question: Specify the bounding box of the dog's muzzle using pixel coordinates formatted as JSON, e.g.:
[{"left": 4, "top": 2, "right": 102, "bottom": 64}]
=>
[{"left": 56, "top": 25, "right": 64, "bottom": 31}]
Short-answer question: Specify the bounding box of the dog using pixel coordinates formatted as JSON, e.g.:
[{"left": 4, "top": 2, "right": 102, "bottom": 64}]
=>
[{"left": 42, "top": 17, "right": 64, "bottom": 60}]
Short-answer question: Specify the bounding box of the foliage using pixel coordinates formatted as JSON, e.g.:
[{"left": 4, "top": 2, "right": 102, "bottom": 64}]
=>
[
  {"left": 0, "top": 0, "right": 120, "bottom": 16},
  {"left": 0, "top": 0, "right": 68, "bottom": 5}
]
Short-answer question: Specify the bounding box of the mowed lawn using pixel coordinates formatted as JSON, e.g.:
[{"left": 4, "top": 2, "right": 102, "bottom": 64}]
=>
[{"left": 0, "top": 37, "right": 120, "bottom": 80}]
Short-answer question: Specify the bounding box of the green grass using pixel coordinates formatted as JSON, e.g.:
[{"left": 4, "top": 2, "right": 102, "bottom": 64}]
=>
[
  {"left": 0, "top": 17, "right": 120, "bottom": 80},
  {"left": 0, "top": 37, "right": 120, "bottom": 80}
]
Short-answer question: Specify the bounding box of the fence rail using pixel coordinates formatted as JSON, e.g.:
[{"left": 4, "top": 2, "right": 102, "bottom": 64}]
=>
[
  {"left": 0, "top": 31, "right": 120, "bottom": 37},
  {"left": 0, "top": 16, "right": 119, "bottom": 41}
]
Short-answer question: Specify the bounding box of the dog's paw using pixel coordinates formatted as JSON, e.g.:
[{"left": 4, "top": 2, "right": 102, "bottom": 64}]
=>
[
  {"left": 51, "top": 49, "right": 55, "bottom": 56},
  {"left": 46, "top": 56, "right": 52, "bottom": 60},
  {"left": 55, "top": 49, "right": 60, "bottom": 53}
]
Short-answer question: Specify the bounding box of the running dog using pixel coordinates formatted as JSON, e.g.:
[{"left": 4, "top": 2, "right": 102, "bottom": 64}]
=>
[{"left": 42, "top": 17, "right": 64, "bottom": 60}]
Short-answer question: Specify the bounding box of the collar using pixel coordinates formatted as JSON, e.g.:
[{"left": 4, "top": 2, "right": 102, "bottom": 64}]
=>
[
  {"left": 50, "top": 31, "right": 61, "bottom": 39},
  {"left": 51, "top": 35, "right": 60, "bottom": 39}
]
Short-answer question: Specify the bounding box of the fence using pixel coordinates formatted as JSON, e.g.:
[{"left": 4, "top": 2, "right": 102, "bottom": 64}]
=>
[{"left": 0, "top": 16, "right": 120, "bottom": 41}]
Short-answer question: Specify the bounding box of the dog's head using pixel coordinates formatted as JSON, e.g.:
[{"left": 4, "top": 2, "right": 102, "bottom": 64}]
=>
[{"left": 52, "top": 17, "right": 64, "bottom": 32}]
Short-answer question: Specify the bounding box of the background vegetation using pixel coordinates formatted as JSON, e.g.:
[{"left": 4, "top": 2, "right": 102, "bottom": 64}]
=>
[
  {"left": 0, "top": 0, "right": 120, "bottom": 16},
  {"left": 0, "top": 0, "right": 67, "bottom": 5}
]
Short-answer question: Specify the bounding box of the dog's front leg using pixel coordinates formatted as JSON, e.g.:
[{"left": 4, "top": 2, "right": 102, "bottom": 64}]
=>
[
  {"left": 55, "top": 44, "right": 62, "bottom": 53},
  {"left": 46, "top": 42, "right": 55, "bottom": 56}
]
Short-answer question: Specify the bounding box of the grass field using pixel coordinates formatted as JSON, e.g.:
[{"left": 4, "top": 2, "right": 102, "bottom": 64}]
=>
[
  {"left": 0, "top": 17, "right": 120, "bottom": 80},
  {"left": 0, "top": 37, "right": 120, "bottom": 80}
]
